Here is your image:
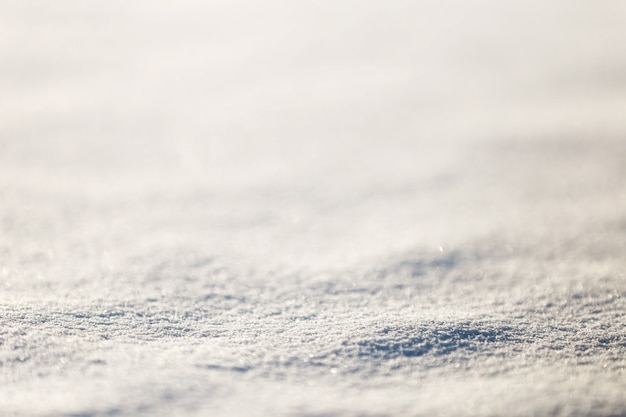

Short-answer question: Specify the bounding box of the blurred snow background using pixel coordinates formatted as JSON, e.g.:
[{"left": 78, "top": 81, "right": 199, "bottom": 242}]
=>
[{"left": 2, "top": 1, "right": 626, "bottom": 416}]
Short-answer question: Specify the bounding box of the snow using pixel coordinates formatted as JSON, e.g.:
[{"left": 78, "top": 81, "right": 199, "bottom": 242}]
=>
[{"left": 2, "top": 1, "right": 626, "bottom": 416}]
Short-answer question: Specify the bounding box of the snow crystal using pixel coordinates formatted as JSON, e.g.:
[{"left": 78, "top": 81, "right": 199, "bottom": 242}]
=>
[{"left": 2, "top": 1, "right": 626, "bottom": 416}]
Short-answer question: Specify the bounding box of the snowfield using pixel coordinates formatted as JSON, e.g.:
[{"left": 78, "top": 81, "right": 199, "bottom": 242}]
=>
[{"left": 2, "top": 1, "right": 626, "bottom": 416}]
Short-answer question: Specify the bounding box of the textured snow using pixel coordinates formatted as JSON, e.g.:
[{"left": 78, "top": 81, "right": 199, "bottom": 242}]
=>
[{"left": 2, "top": 1, "right": 626, "bottom": 416}]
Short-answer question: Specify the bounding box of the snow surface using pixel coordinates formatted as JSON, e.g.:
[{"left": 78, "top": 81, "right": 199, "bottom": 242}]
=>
[{"left": 2, "top": 1, "right": 626, "bottom": 416}]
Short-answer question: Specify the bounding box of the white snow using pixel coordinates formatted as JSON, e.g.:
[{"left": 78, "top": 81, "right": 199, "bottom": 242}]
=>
[{"left": 2, "top": 1, "right": 626, "bottom": 416}]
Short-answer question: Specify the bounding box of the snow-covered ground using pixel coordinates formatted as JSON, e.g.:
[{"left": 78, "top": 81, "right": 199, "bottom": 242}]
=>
[{"left": 2, "top": 1, "right": 626, "bottom": 416}]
